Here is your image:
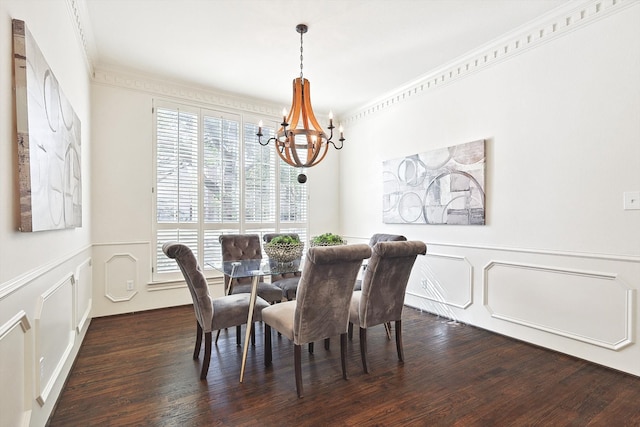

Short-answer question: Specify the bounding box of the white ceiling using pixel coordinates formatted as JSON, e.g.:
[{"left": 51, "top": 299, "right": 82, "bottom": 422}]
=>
[{"left": 81, "top": 0, "right": 573, "bottom": 116}]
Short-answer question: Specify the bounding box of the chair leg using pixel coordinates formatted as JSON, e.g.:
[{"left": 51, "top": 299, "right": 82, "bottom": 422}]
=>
[
  {"left": 395, "top": 320, "right": 404, "bottom": 362},
  {"left": 324, "top": 338, "right": 330, "bottom": 350},
  {"left": 201, "top": 331, "right": 212, "bottom": 380},
  {"left": 294, "top": 344, "right": 303, "bottom": 398},
  {"left": 214, "top": 329, "right": 221, "bottom": 344},
  {"left": 251, "top": 323, "right": 256, "bottom": 346},
  {"left": 236, "top": 325, "right": 241, "bottom": 346},
  {"left": 308, "top": 342, "right": 314, "bottom": 354},
  {"left": 384, "top": 322, "right": 392, "bottom": 340},
  {"left": 264, "top": 324, "right": 272, "bottom": 367},
  {"left": 348, "top": 322, "right": 353, "bottom": 340},
  {"left": 340, "top": 333, "right": 348, "bottom": 380},
  {"left": 194, "top": 322, "right": 203, "bottom": 359},
  {"left": 359, "top": 327, "right": 369, "bottom": 374}
]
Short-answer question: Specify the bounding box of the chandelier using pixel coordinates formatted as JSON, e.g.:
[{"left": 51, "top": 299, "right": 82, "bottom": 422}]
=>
[{"left": 257, "top": 23, "right": 344, "bottom": 183}]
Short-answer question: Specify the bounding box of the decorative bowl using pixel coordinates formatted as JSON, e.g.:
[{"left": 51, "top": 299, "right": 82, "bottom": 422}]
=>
[
  {"left": 309, "top": 240, "right": 347, "bottom": 247},
  {"left": 264, "top": 242, "right": 304, "bottom": 263}
]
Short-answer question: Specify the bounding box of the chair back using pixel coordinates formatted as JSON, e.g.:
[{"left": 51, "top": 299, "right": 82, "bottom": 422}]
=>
[
  {"left": 162, "top": 242, "right": 213, "bottom": 333},
  {"left": 294, "top": 244, "right": 371, "bottom": 345},
  {"left": 368, "top": 233, "right": 407, "bottom": 246},
  {"left": 219, "top": 234, "right": 263, "bottom": 287},
  {"left": 263, "top": 233, "right": 303, "bottom": 282},
  {"left": 358, "top": 240, "right": 426, "bottom": 328}
]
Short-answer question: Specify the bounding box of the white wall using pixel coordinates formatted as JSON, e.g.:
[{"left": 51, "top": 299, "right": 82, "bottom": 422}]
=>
[
  {"left": 0, "top": 0, "right": 93, "bottom": 426},
  {"left": 339, "top": 2, "right": 640, "bottom": 375}
]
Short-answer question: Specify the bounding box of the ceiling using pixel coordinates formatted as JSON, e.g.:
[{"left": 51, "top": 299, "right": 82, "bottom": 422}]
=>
[{"left": 81, "top": 0, "right": 573, "bottom": 116}]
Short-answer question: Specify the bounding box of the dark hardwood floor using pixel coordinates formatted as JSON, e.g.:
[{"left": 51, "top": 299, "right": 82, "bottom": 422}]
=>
[{"left": 49, "top": 305, "right": 640, "bottom": 426}]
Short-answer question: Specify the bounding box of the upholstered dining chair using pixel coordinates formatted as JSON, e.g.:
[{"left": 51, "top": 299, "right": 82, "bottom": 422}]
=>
[
  {"left": 219, "top": 234, "right": 284, "bottom": 303},
  {"left": 349, "top": 240, "right": 426, "bottom": 374},
  {"left": 263, "top": 233, "right": 303, "bottom": 300},
  {"left": 162, "top": 242, "right": 270, "bottom": 380},
  {"left": 351, "top": 233, "right": 408, "bottom": 341},
  {"left": 353, "top": 233, "right": 407, "bottom": 291},
  {"left": 262, "top": 244, "right": 372, "bottom": 398},
  {"left": 218, "top": 234, "right": 284, "bottom": 345}
]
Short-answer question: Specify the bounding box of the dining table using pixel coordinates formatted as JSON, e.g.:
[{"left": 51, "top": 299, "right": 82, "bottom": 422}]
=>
[{"left": 209, "top": 258, "right": 302, "bottom": 383}]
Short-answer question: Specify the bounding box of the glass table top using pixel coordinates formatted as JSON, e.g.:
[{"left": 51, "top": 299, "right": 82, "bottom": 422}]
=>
[{"left": 209, "top": 258, "right": 302, "bottom": 278}]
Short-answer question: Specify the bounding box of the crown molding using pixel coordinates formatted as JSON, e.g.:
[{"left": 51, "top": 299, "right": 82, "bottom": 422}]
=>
[
  {"left": 65, "top": 0, "right": 95, "bottom": 75},
  {"left": 71, "top": 0, "right": 636, "bottom": 121},
  {"left": 92, "top": 67, "right": 283, "bottom": 116},
  {"left": 344, "top": 0, "right": 637, "bottom": 125}
]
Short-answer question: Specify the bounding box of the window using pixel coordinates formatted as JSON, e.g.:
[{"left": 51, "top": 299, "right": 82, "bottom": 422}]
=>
[{"left": 153, "top": 100, "right": 307, "bottom": 281}]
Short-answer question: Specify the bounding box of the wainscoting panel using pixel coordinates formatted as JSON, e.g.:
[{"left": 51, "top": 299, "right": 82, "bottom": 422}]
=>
[
  {"left": 407, "top": 253, "right": 473, "bottom": 309},
  {"left": 35, "top": 274, "right": 75, "bottom": 406},
  {"left": 74, "top": 258, "right": 92, "bottom": 333},
  {"left": 0, "top": 311, "right": 32, "bottom": 427},
  {"left": 104, "top": 253, "right": 138, "bottom": 302},
  {"left": 403, "top": 241, "right": 639, "bottom": 375},
  {"left": 484, "top": 261, "right": 634, "bottom": 350}
]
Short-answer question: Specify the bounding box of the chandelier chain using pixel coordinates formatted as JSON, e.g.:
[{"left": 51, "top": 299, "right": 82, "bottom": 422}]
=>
[{"left": 299, "top": 29, "right": 304, "bottom": 81}]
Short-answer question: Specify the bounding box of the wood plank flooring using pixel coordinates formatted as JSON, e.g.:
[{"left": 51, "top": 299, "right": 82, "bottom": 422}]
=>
[{"left": 48, "top": 305, "right": 640, "bottom": 426}]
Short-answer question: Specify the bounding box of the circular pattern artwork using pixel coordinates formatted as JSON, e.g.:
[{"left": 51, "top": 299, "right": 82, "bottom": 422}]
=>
[{"left": 382, "top": 140, "right": 485, "bottom": 225}]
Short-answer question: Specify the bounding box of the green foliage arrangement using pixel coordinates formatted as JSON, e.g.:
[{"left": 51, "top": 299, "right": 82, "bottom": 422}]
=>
[
  {"left": 310, "top": 232, "right": 346, "bottom": 246},
  {"left": 267, "top": 234, "right": 301, "bottom": 246}
]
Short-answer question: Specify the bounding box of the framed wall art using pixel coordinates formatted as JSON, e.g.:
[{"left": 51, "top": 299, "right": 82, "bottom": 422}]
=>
[
  {"left": 383, "top": 139, "right": 485, "bottom": 225},
  {"left": 13, "top": 19, "right": 82, "bottom": 232}
]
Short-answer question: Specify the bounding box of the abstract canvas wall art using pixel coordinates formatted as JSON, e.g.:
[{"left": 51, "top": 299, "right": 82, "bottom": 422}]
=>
[
  {"left": 383, "top": 140, "right": 485, "bottom": 225},
  {"left": 13, "top": 19, "right": 82, "bottom": 232}
]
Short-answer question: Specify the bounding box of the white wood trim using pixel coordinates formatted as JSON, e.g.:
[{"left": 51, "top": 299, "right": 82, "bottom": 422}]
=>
[
  {"left": 35, "top": 274, "right": 75, "bottom": 406},
  {"left": 483, "top": 261, "right": 635, "bottom": 350},
  {"left": 104, "top": 253, "right": 139, "bottom": 303},
  {"left": 0, "top": 245, "right": 92, "bottom": 301},
  {"left": 0, "top": 311, "right": 32, "bottom": 427}
]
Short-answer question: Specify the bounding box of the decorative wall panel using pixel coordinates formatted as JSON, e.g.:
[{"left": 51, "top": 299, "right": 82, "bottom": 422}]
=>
[
  {"left": 74, "top": 258, "right": 92, "bottom": 333},
  {"left": 105, "top": 253, "right": 138, "bottom": 302},
  {"left": 35, "top": 274, "right": 75, "bottom": 405},
  {"left": 484, "top": 261, "right": 635, "bottom": 350},
  {"left": 0, "top": 311, "right": 32, "bottom": 427},
  {"left": 407, "top": 253, "right": 473, "bottom": 309}
]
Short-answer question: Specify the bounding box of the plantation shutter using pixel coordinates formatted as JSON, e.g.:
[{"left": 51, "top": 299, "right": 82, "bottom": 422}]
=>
[
  {"left": 203, "top": 113, "right": 240, "bottom": 224},
  {"left": 244, "top": 122, "right": 276, "bottom": 223},
  {"left": 155, "top": 106, "right": 199, "bottom": 273},
  {"left": 280, "top": 164, "right": 308, "bottom": 223},
  {"left": 202, "top": 110, "right": 241, "bottom": 267}
]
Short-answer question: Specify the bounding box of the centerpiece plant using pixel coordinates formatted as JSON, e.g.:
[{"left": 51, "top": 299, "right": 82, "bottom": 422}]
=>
[
  {"left": 310, "top": 232, "right": 346, "bottom": 247},
  {"left": 264, "top": 234, "right": 304, "bottom": 264}
]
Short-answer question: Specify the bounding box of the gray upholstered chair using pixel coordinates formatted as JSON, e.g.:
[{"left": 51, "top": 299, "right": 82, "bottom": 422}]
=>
[
  {"left": 162, "top": 242, "right": 270, "bottom": 379},
  {"left": 219, "top": 234, "right": 284, "bottom": 304},
  {"left": 351, "top": 234, "right": 408, "bottom": 340},
  {"left": 262, "top": 244, "right": 372, "bottom": 398},
  {"left": 349, "top": 240, "right": 426, "bottom": 373},
  {"left": 263, "top": 233, "right": 302, "bottom": 300},
  {"left": 353, "top": 233, "right": 407, "bottom": 291}
]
